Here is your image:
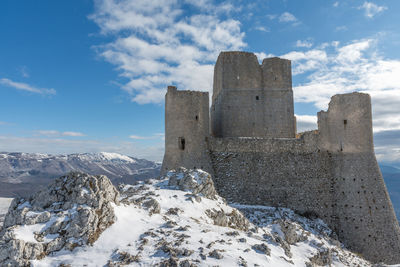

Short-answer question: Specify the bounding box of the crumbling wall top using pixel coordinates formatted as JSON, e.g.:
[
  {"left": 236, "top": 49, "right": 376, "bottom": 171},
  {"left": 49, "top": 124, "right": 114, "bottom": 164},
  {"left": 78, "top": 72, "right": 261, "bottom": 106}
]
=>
[{"left": 318, "top": 92, "right": 374, "bottom": 153}]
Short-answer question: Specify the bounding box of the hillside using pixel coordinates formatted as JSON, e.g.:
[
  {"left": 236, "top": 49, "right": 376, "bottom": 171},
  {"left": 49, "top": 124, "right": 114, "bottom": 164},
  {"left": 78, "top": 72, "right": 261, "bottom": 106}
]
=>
[
  {"left": 0, "top": 152, "right": 160, "bottom": 197},
  {"left": 0, "top": 169, "right": 379, "bottom": 266}
]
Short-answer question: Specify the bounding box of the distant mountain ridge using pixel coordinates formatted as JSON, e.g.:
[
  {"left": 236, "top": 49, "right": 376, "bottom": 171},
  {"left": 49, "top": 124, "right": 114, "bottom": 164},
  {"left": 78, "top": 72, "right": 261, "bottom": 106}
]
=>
[
  {"left": 380, "top": 164, "right": 400, "bottom": 221},
  {"left": 0, "top": 152, "right": 160, "bottom": 197}
]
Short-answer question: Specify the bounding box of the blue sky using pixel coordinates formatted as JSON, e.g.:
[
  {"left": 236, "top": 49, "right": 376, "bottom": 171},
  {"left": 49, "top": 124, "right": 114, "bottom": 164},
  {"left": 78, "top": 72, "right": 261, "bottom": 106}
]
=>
[{"left": 0, "top": 0, "right": 400, "bottom": 164}]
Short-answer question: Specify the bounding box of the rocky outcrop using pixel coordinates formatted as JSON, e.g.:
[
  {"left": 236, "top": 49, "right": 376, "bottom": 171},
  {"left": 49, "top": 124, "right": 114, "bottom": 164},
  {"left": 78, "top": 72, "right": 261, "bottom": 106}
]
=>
[
  {"left": 0, "top": 172, "right": 119, "bottom": 266},
  {"left": 205, "top": 208, "right": 249, "bottom": 231},
  {"left": 167, "top": 167, "right": 218, "bottom": 199},
  {"left": 167, "top": 168, "right": 249, "bottom": 231}
]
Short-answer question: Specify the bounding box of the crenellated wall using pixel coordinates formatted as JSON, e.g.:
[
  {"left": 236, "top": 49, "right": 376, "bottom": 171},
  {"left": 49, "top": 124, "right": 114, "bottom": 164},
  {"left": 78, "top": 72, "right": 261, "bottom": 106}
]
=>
[{"left": 209, "top": 92, "right": 400, "bottom": 264}]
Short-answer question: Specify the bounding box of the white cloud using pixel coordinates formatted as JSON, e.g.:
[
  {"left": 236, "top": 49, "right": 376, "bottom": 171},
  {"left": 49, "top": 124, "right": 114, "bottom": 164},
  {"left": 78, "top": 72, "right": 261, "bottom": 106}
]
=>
[
  {"left": 335, "top": 26, "right": 348, "bottom": 32},
  {"left": 333, "top": 2, "right": 339, "bottom": 7},
  {"left": 90, "top": 0, "right": 245, "bottom": 104},
  {"left": 255, "top": 26, "right": 269, "bottom": 32},
  {"left": 0, "top": 121, "right": 7, "bottom": 125},
  {"left": 266, "top": 14, "right": 277, "bottom": 20},
  {"left": 62, "top": 132, "right": 86, "bottom": 137},
  {"left": 281, "top": 39, "right": 400, "bottom": 136},
  {"left": 0, "top": 78, "right": 56, "bottom": 95},
  {"left": 289, "top": 39, "right": 400, "bottom": 163},
  {"left": 358, "top": 2, "right": 387, "bottom": 18},
  {"left": 279, "top": 12, "right": 297, "bottom": 23},
  {"left": 254, "top": 52, "right": 273, "bottom": 63},
  {"left": 36, "top": 130, "right": 85, "bottom": 137},
  {"left": 296, "top": 40, "right": 313, "bottom": 48},
  {"left": 282, "top": 49, "right": 328, "bottom": 75},
  {"left": 129, "top": 133, "right": 164, "bottom": 140},
  {"left": 19, "top": 66, "right": 30, "bottom": 78},
  {"left": 129, "top": 135, "right": 152, "bottom": 140},
  {"left": 184, "top": 0, "right": 236, "bottom": 14},
  {"left": 296, "top": 115, "right": 317, "bottom": 132}
]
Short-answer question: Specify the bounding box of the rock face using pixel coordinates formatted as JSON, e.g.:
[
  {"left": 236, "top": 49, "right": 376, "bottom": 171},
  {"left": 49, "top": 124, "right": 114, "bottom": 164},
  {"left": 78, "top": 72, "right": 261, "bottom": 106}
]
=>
[
  {"left": 0, "top": 172, "right": 119, "bottom": 266},
  {"left": 167, "top": 167, "right": 218, "bottom": 199}
]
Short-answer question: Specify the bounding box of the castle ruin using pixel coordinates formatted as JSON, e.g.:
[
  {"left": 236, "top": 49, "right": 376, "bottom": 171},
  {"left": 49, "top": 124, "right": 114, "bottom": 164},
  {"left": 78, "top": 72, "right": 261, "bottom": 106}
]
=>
[{"left": 161, "top": 51, "right": 400, "bottom": 264}]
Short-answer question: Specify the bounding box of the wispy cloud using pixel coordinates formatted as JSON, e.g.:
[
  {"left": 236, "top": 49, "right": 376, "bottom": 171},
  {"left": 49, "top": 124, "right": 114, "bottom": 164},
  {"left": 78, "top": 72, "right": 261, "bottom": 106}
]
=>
[
  {"left": 279, "top": 12, "right": 298, "bottom": 23},
  {"left": 0, "top": 121, "right": 7, "bottom": 125},
  {"left": 62, "top": 132, "right": 86, "bottom": 137},
  {"left": 90, "top": 0, "right": 245, "bottom": 104},
  {"left": 36, "top": 130, "right": 85, "bottom": 137},
  {"left": 358, "top": 2, "right": 387, "bottom": 18},
  {"left": 281, "top": 38, "right": 400, "bottom": 136},
  {"left": 335, "top": 26, "right": 348, "bottom": 32},
  {"left": 296, "top": 40, "right": 313, "bottom": 48},
  {"left": 129, "top": 135, "right": 153, "bottom": 140},
  {"left": 18, "top": 66, "right": 30, "bottom": 78},
  {"left": 254, "top": 26, "right": 269, "bottom": 32},
  {"left": 333, "top": 2, "right": 339, "bottom": 7},
  {"left": 0, "top": 78, "right": 56, "bottom": 95},
  {"left": 183, "top": 0, "right": 236, "bottom": 14},
  {"left": 129, "top": 133, "right": 164, "bottom": 140}
]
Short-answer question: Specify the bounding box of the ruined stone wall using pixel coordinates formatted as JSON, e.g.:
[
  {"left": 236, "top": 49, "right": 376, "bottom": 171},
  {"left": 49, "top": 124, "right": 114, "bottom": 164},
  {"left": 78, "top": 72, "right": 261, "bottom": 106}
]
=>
[
  {"left": 209, "top": 93, "right": 400, "bottom": 264},
  {"left": 160, "top": 51, "right": 400, "bottom": 264},
  {"left": 318, "top": 92, "right": 400, "bottom": 263},
  {"left": 318, "top": 92, "right": 374, "bottom": 153},
  {"left": 209, "top": 133, "right": 332, "bottom": 218},
  {"left": 210, "top": 140, "right": 400, "bottom": 264},
  {"left": 211, "top": 52, "right": 295, "bottom": 138},
  {"left": 161, "top": 86, "right": 213, "bottom": 175}
]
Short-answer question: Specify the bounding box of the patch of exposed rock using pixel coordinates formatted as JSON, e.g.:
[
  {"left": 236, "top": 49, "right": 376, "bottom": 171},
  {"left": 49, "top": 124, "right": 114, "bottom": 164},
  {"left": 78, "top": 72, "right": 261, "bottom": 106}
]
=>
[
  {"left": 306, "top": 249, "right": 333, "bottom": 266},
  {"left": 107, "top": 249, "right": 140, "bottom": 266},
  {"left": 167, "top": 167, "right": 217, "bottom": 199},
  {"left": 118, "top": 184, "right": 161, "bottom": 216},
  {"left": 205, "top": 208, "right": 249, "bottom": 231},
  {"left": 251, "top": 243, "right": 271, "bottom": 256},
  {"left": 166, "top": 168, "right": 249, "bottom": 231},
  {"left": 0, "top": 172, "right": 119, "bottom": 266}
]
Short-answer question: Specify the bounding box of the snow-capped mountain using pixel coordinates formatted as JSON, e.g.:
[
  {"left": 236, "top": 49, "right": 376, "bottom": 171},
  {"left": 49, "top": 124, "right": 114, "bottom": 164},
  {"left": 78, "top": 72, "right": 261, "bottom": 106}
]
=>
[
  {"left": 0, "top": 170, "right": 377, "bottom": 266},
  {"left": 0, "top": 152, "right": 160, "bottom": 197}
]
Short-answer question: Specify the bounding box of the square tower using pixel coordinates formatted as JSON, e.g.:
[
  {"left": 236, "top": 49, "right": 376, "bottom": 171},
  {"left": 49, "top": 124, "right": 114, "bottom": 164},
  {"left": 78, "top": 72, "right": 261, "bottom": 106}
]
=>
[{"left": 211, "top": 52, "right": 296, "bottom": 138}]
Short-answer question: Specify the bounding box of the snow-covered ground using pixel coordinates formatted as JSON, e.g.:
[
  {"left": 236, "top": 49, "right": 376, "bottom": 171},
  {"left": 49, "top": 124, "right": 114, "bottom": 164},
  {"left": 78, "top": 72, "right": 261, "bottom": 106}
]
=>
[
  {"left": 25, "top": 172, "right": 372, "bottom": 266},
  {"left": 2, "top": 169, "right": 399, "bottom": 266}
]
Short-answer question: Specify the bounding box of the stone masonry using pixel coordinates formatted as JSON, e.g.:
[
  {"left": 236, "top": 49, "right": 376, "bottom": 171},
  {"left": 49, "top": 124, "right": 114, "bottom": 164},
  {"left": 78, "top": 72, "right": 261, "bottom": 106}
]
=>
[{"left": 161, "top": 51, "right": 400, "bottom": 264}]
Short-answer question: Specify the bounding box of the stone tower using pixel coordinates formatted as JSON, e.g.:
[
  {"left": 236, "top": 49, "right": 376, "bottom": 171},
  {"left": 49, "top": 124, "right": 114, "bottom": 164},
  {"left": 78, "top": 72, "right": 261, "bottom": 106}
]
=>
[
  {"left": 318, "top": 93, "right": 400, "bottom": 263},
  {"left": 161, "top": 86, "right": 212, "bottom": 175},
  {"left": 211, "top": 52, "right": 296, "bottom": 138}
]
